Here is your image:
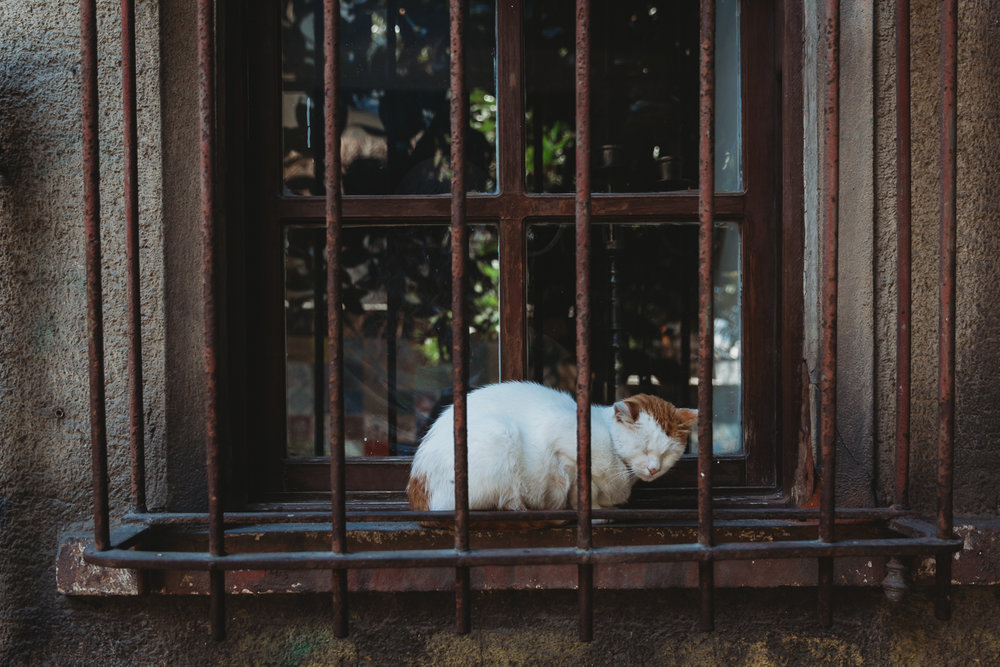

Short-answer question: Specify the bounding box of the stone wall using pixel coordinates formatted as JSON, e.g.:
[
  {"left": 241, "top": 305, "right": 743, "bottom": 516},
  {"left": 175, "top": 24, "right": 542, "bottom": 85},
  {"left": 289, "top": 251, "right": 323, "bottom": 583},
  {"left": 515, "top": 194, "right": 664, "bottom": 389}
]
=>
[{"left": 3, "top": 0, "right": 1000, "bottom": 663}]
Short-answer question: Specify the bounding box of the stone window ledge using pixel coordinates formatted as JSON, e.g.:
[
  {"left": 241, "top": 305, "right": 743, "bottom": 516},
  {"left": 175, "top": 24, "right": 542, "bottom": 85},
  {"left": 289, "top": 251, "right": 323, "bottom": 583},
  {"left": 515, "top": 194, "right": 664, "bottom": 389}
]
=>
[{"left": 57, "top": 518, "right": 1000, "bottom": 596}]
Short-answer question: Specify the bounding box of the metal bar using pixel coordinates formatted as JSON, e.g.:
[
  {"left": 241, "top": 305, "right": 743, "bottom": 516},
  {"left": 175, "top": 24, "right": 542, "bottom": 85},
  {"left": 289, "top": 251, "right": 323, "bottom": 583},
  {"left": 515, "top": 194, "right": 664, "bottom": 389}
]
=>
[
  {"left": 125, "top": 505, "right": 918, "bottom": 526},
  {"left": 936, "top": 0, "right": 958, "bottom": 622},
  {"left": 894, "top": 0, "right": 911, "bottom": 510},
  {"left": 121, "top": 0, "right": 146, "bottom": 513},
  {"left": 197, "top": 0, "right": 225, "bottom": 640},
  {"left": 84, "top": 535, "right": 963, "bottom": 571},
  {"left": 197, "top": 0, "right": 222, "bottom": 558},
  {"left": 697, "top": 0, "right": 717, "bottom": 634},
  {"left": 128, "top": 505, "right": 919, "bottom": 529},
  {"left": 80, "top": 0, "right": 110, "bottom": 553},
  {"left": 818, "top": 0, "right": 841, "bottom": 629},
  {"left": 323, "top": 0, "right": 349, "bottom": 639},
  {"left": 449, "top": 0, "right": 472, "bottom": 636},
  {"left": 574, "top": 0, "right": 594, "bottom": 644}
]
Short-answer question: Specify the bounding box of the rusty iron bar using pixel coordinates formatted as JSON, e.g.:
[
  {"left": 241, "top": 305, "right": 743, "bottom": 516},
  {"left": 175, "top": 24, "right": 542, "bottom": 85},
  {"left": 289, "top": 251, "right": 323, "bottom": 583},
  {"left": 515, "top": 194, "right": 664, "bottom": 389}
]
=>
[
  {"left": 697, "top": 0, "right": 717, "bottom": 634},
  {"left": 121, "top": 0, "right": 146, "bottom": 514},
  {"left": 197, "top": 0, "right": 222, "bottom": 558},
  {"left": 126, "top": 506, "right": 916, "bottom": 526},
  {"left": 818, "top": 0, "right": 840, "bottom": 629},
  {"left": 936, "top": 0, "right": 958, "bottom": 622},
  {"left": 196, "top": 0, "right": 225, "bottom": 640},
  {"left": 574, "top": 0, "right": 594, "bottom": 643},
  {"left": 80, "top": 0, "right": 110, "bottom": 553},
  {"left": 449, "top": 0, "right": 472, "bottom": 636},
  {"left": 894, "top": 0, "right": 911, "bottom": 510},
  {"left": 322, "top": 0, "right": 349, "bottom": 638},
  {"left": 84, "top": 534, "right": 963, "bottom": 572}
]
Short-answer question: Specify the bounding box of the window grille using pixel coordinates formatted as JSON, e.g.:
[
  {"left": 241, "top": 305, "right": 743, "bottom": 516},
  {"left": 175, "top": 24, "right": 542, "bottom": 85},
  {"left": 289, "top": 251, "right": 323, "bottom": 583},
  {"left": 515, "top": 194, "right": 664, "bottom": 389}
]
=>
[{"left": 79, "top": 0, "right": 963, "bottom": 641}]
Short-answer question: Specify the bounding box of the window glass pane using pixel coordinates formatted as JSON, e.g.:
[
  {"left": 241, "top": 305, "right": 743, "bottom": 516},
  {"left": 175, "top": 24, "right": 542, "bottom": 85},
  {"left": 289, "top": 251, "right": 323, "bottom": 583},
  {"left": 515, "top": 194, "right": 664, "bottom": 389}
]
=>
[
  {"left": 526, "top": 222, "right": 742, "bottom": 454},
  {"left": 285, "top": 225, "right": 500, "bottom": 457},
  {"left": 523, "top": 0, "right": 741, "bottom": 193},
  {"left": 282, "top": 1, "right": 498, "bottom": 195}
]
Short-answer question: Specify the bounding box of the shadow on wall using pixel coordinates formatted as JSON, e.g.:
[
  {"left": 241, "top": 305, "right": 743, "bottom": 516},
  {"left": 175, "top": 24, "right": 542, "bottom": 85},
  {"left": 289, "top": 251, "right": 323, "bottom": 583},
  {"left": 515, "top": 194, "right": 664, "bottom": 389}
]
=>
[
  {"left": 0, "top": 42, "right": 111, "bottom": 657},
  {"left": 949, "top": 7, "right": 1000, "bottom": 516}
]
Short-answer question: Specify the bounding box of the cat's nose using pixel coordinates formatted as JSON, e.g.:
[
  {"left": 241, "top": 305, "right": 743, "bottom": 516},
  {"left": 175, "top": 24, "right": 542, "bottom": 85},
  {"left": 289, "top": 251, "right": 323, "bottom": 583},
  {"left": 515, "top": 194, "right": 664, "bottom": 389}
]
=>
[{"left": 646, "top": 464, "right": 660, "bottom": 476}]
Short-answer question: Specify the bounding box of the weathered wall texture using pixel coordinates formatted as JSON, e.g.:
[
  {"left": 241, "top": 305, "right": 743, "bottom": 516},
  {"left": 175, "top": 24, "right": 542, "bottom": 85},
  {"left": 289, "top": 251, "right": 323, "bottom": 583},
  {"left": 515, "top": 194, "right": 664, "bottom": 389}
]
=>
[
  {"left": 2, "top": 0, "right": 1000, "bottom": 663},
  {"left": 872, "top": 0, "right": 1000, "bottom": 516}
]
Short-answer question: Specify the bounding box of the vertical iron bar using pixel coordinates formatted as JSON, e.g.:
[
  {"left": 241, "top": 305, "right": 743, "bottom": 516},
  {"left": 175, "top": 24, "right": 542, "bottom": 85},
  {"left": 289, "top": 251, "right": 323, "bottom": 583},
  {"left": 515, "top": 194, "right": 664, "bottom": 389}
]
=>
[
  {"left": 574, "top": 0, "right": 594, "bottom": 643},
  {"left": 121, "top": 0, "right": 149, "bottom": 597},
  {"left": 697, "top": 0, "right": 716, "bottom": 633},
  {"left": 936, "top": 0, "right": 958, "bottom": 622},
  {"left": 81, "top": 0, "right": 110, "bottom": 553},
  {"left": 197, "top": 0, "right": 225, "bottom": 641},
  {"left": 818, "top": 0, "right": 841, "bottom": 629},
  {"left": 323, "top": 0, "right": 349, "bottom": 638},
  {"left": 121, "top": 0, "right": 146, "bottom": 514},
  {"left": 450, "top": 0, "right": 472, "bottom": 636},
  {"left": 894, "top": 0, "right": 911, "bottom": 510}
]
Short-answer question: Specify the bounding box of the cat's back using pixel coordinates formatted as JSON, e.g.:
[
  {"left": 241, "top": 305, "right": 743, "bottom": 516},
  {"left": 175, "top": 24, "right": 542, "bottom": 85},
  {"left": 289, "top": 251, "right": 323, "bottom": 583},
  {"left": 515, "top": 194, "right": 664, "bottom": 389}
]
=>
[
  {"left": 466, "top": 381, "right": 575, "bottom": 420},
  {"left": 418, "top": 382, "right": 575, "bottom": 451}
]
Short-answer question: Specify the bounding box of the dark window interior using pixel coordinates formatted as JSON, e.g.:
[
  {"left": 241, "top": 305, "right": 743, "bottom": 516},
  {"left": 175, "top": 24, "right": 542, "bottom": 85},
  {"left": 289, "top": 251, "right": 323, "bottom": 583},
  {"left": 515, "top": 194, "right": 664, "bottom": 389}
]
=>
[{"left": 227, "top": 0, "right": 790, "bottom": 506}]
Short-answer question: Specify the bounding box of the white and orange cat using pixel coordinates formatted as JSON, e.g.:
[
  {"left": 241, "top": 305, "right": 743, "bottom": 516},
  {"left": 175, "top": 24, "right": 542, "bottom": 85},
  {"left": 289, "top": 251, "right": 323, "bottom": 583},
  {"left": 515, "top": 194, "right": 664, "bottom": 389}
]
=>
[{"left": 408, "top": 382, "right": 697, "bottom": 514}]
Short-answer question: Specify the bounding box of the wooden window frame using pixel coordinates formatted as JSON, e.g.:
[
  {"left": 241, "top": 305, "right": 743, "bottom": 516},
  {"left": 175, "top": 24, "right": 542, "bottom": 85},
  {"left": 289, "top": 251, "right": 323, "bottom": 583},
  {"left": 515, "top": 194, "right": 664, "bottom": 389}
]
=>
[{"left": 221, "top": 0, "right": 803, "bottom": 507}]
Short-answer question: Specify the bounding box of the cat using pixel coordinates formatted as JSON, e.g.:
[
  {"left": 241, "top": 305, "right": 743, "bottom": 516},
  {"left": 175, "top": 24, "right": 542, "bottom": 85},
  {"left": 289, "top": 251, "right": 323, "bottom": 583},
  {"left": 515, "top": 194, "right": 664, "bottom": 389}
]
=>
[{"left": 407, "top": 382, "right": 697, "bottom": 523}]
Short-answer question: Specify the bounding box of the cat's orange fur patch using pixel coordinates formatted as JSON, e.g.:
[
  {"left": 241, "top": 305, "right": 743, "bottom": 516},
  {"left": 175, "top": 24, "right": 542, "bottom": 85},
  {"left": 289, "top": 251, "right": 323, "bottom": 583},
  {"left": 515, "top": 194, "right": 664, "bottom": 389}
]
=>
[
  {"left": 621, "top": 393, "right": 697, "bottom": 439},
  {"left": 407, "top": 473, "right": 430, "bottom": 511}
]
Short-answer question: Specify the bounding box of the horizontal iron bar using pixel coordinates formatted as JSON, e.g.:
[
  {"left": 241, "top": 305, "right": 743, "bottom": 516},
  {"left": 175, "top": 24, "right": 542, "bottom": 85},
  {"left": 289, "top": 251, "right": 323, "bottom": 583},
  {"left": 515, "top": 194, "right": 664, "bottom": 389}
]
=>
[
  {"left": 84, "top": 536, "right": 961, "bottom": 572},
  {"left": 125, "top": 507, "right": 915, "bottom": 526}
]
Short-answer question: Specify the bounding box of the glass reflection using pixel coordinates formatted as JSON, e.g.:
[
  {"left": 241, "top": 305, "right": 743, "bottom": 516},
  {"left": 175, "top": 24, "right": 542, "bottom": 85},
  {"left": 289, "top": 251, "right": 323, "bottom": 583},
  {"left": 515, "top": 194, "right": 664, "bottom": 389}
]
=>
[
  {"left": 285, "top": 225, "right": 500, "bottom": 457},
  {"left": 526, "top": 222, "right": 742, "bottom": 454},
  {"left": 524, "top": 0, "right": 741, "bottom": 193},
  {"left": 282, "top": 0, "right": 498, "bottom": 195}
]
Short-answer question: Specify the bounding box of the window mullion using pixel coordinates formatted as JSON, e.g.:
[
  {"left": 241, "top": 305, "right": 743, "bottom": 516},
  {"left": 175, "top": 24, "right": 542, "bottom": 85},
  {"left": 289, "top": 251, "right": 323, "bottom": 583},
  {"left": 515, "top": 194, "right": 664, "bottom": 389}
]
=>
[{"left": 497, "top": 0, "right": 526, "bottom": 195}]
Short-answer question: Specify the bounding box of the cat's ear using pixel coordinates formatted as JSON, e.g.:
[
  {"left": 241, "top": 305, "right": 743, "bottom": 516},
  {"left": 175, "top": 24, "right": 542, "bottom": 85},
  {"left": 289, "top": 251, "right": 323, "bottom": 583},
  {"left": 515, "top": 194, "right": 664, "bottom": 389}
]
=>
[
  {"left": 614, "top": 400, "right": 637, "bottom": 424},
  {"left": 676, "top": 408, "right": 698, "bottom": 429}
]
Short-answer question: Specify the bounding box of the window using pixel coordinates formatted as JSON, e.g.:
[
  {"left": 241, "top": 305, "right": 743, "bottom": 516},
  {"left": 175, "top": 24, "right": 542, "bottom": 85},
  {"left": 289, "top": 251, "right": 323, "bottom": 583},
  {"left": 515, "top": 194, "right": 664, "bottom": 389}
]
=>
[
  {"left": 74, "top": 0, "right": 970, "bottom": 642},
  {"left": 225, "top": 0, "right": 792, "bottom": 505}
]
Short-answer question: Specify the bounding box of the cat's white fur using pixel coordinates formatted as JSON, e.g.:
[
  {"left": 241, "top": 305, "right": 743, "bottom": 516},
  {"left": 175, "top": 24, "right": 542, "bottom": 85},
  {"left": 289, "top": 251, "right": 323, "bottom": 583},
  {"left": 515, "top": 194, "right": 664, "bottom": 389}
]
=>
[{"left": 408, "top": 382, "right": 696, "bottom": 512}]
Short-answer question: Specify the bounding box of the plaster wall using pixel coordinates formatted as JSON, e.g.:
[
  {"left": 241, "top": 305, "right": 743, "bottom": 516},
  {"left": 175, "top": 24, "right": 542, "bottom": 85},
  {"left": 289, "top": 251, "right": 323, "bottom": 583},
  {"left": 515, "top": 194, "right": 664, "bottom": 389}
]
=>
[
  {"left": 2, "top": 0, "right": 1000, "bottom": 663},
  {"left": 872, "top": 0, "right": 1000, "bottom": 516}
]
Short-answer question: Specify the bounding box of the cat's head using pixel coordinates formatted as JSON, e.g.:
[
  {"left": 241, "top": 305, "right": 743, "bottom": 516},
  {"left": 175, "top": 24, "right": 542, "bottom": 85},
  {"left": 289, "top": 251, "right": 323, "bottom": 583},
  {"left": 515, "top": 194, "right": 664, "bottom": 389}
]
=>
[{"left": 611, "top": 394, "right": 698, "bottom": 482}]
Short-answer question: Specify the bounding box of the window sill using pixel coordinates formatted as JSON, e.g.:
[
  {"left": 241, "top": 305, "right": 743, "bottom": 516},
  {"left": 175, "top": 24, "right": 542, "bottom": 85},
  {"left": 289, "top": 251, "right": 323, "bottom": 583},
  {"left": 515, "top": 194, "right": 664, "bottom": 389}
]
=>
[{"left": 57, "top": 515, "right": 991, "bottom": 596}]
